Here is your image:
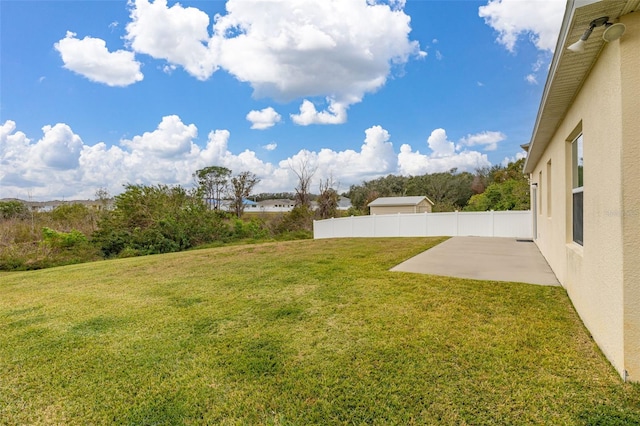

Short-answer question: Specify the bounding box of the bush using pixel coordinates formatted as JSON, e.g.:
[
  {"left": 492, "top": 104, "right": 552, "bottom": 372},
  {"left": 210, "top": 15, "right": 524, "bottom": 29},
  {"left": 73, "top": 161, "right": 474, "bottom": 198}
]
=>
[
  {"left": 274, "top": 206, "right": 314, "bottom": 234},
  {"left": 232, "top": 218, "right": 270, "bottom": 240},
  {"left": 42, "top": 227, "right": 88, "bottom": 249},
  {"left": 92, "top": 184, "right": 232, "bottom": 257},
  {"left": 0, "top": 227, "right": 101, "bottom": 271},
  {"left": 0, "top": 201, "right": 29, "bottom": 220}
]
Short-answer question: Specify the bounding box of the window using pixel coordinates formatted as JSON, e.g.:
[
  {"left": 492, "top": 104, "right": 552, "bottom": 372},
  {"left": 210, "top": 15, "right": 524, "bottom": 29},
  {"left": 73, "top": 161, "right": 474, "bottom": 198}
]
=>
[
  {"left": 572, "top": 134, "right": 583, "bottom": 245},
  {"left": 547, "top": 160, "right": 552, "bottom": 217},
  {"left": 539, "top": 171, "right": 543, "bottom": 214}
]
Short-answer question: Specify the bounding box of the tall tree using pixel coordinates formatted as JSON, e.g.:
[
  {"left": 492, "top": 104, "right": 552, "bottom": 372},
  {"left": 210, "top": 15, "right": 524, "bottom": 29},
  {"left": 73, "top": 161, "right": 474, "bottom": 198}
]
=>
[
  {"left": 193, "top": 166, "right": 231, "bottom": 210},
  {"left": 228, "top": 171, "right": 259, "bottom": 218},
  {"left": 464, "top": 159, "right": 530, "bottom": 211},
  {"left": 93, "top": 184, "right": 228, "bottom": 256},
  {"left": 289, "top": 154, "right": 317, "bottom": 208},
  {"left": 317, "top": 176, "right": 339, "bottom": 219}
]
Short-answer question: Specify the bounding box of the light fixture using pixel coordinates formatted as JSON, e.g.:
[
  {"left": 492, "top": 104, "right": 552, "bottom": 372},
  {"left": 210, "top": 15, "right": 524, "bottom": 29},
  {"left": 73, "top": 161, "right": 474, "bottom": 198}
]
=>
[
  {"left": 603, "top": 23, "right": 626, "bottom": 42},
  {"left": 567, "top": 16, "right": 626, "bottom": 53}
]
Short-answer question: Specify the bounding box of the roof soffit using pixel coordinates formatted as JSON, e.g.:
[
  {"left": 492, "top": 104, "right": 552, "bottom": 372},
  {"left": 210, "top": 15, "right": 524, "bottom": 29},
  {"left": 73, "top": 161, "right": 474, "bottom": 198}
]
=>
[{"left": 524, "top": 0, "right": 638, "bottom": 173}]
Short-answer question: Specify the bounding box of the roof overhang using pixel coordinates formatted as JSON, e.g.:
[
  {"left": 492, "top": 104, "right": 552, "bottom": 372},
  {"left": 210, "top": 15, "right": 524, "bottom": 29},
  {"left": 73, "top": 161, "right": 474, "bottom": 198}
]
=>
[
  {"left": 367, "top": 196, "right": 433, "bottom": 207},
  {"left": 523, "top": 0, "right": 640, "bottom": 174}
]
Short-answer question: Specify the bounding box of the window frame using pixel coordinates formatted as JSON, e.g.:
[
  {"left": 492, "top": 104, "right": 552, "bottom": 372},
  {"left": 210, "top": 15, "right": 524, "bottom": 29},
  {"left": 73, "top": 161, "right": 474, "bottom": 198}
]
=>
[{"left": 572, "top": 134, "right": 584, "bottom": 246}]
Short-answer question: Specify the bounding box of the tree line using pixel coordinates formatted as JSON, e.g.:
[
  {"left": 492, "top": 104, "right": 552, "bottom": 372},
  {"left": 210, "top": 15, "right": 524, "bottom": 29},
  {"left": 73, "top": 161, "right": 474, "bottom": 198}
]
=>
[
  {"left": 0, "top": 162, "right": 339, "bottom": 271},
  {"left": 345, "top": 158, "right": 530, "bottom": 214},
  {"left": 0, "top": 159, "right": 528, "bottom": 271}
]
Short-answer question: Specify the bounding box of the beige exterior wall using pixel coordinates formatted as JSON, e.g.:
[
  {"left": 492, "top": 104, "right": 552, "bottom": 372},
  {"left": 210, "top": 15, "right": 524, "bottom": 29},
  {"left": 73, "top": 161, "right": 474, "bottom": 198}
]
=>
[
  {"left": 620, "top": 12, "right": 640, "bottom": 382},
  {"left": 531, "top": 13, "right": 640, "bottom": 380},
  {"left": 370, "top": 200, "right": 432, "bottom": 215}
]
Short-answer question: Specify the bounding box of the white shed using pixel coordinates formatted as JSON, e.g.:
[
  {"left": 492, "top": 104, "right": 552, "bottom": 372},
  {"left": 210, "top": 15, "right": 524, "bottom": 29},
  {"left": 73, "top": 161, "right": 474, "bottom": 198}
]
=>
[{"left": 367, "top": 196, "right": 434, "bottom": 215}]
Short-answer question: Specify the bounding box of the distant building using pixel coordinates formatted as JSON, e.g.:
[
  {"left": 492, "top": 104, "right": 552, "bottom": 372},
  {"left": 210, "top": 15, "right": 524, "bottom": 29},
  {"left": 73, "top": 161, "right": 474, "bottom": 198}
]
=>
[
  {"left": 256, "top": 199, "right": 296, "bottom": 212},
  {"left": 3, "top": 199, "right": 110, "bottom": 213},
  {"left": 367, "top": 196, "right": 434, "bottom": 215},
  {"left": 250, "top": 197, "right": 352, "bottom": 213}
]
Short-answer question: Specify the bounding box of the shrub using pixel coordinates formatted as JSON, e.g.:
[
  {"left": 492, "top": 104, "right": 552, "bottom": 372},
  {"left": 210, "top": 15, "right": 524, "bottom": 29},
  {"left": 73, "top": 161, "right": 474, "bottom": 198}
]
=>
[
  {"left": 232, "top": 218, "right": 270, "bottom": 240},
  {"left": 0, "top": 200, "right": 28, "bottom": 220},
  {"left": 42, "top": 227, "right": 88, "bottom": 249},
  {"left": 274, "top": 205, "right": 314, "bottom": 234},
  {"left": 92, "top": 184, "right": 232, "bottom": 257},
  {"left": 0, "top": 228, "right": 100, "bottom": 271}
]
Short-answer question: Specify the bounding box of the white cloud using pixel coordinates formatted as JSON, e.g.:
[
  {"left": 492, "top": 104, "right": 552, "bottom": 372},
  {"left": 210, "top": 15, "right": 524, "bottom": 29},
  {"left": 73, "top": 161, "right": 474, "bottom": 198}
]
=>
[
  {"left": 435, "top": 50, "right": 443, "bottom": 60},
  {"left": 120, "top": 115, "right": 198, "bottom": 158},
  {"left": 427, "top": 128, "right": 456, "bottom": 157},
  {"left": 398, "top": 145, "right": 491, "bottom": 176},
  {"left": 1, "top": 118, "right": 496, "bottom": 201},
  {"left": 32, "top": 124, "right": 84, "bottom": 170},
  {"left": 531, "top": 57, "right": 545, "bottom": 72},
  {"left": 312, "top": 125, "right": 398, "bottom": 182},
  {"left": 162, "top": 64, "right": 177, "bottom": 75},
  {"left": 212, "top": 0, "right": 424, "bottom": 104},
  {"left": 398, "top": 128, "right": 491, "bottom": 176},
  {"left": 125, "top": 0, "right": 218, "bottom": 80},
  {"left": 263, "top": 143, "right": 277, "bottom": 151},
  {"left": 54, "top": 31, "right": 143, "bottom": 87},
  {"left": 290, "top": 99, "right": 347, "bottom": 126},
  {"left": 502, "top": 150, "right": 526, "bottom": 167},
  {"left": 121, "top": 0, "right": 424, "bottom": 121},
  {"left": 246, "top": 107, "right": 282, "bottom": 130},
  {"left": 0, "top": 121, "right": 30, "bottom": 164},
  {"left": 525, "top": 74, "right": 538, "bottom": 85},
  {"left": 459, "top": 130, "right": 506, "bottom": 151},
  {"left": 1, "top": 121, "right": 86, "bottom": 198},
  {"left": 57, "top": 0, "right": 425, "bottom": 128},
  {"left": 479, "top": 0, "right": 565, "bottom": 53}
]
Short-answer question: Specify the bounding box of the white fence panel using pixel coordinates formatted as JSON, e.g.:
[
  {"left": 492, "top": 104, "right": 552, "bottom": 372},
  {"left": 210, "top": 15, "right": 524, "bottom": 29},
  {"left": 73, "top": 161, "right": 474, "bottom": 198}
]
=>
[
  {"left": 373, "top": 215, "right": 401, "bottom": 237},
  {"left": 457, "top": 212, "right": 493, "bottom": 236},
  {"left": 331, "top": 216, "right": 353, "bottom": 237},
  {"left": 352, "top": 215, "right": 374, "bottom": 237},
  {"left": 313, "top": 211, "right": 532, "bottom": 239},
  {"left": 493, "top": 211, "right": 532, "bottom": 237},
  {"left": 424, "top": 212, "right": 457, "bottom": 236},
  {"left": 399, "top": 213, "right": 428, "bottom": 236}
]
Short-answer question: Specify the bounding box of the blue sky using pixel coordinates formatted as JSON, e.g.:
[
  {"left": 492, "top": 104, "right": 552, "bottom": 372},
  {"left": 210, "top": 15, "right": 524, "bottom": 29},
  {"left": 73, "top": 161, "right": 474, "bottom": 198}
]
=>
[{"left": 1, "top": 0, "right": 565, "bottom": 201}]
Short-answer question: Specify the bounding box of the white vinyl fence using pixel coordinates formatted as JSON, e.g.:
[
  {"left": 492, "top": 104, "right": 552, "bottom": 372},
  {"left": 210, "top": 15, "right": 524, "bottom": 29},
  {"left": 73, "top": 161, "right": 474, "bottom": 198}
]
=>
[{"left": 313, "top": 211, "right": 532, "bottom": 239}]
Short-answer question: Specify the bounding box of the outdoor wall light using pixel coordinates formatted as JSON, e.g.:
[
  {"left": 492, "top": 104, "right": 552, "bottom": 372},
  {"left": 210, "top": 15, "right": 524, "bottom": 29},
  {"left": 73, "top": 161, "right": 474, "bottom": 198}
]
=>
[{"left": 567, "top": 16, "right": 626, "bottom": 53}]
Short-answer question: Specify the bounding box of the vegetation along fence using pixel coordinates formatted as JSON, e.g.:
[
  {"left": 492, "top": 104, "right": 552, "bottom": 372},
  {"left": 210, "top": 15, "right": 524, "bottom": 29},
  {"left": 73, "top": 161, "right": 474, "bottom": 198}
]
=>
[{"left": 313, "top": 211, "right": 533, "bottom": 239}]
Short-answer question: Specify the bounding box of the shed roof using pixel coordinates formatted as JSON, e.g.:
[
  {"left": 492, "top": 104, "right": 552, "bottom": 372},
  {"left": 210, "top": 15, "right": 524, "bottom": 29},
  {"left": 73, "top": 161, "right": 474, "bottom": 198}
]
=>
[
  {"left": 524, "top": 0, "right": 640, "bottom": 174},
  {"left": 367, "top": 196, "right": 434, "bottom": 207}
]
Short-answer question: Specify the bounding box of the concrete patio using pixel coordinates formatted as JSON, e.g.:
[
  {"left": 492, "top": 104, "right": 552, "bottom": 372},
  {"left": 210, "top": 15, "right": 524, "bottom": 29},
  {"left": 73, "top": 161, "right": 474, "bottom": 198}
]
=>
[{"left": 391, "top": 237, "right": 559, "bottom": 286}]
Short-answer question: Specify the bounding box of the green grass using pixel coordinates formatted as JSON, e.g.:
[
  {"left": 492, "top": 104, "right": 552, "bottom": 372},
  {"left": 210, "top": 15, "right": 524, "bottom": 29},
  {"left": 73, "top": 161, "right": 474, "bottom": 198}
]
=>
[{"left": 1, "top": 237, "right": 639, "bottom": 425}]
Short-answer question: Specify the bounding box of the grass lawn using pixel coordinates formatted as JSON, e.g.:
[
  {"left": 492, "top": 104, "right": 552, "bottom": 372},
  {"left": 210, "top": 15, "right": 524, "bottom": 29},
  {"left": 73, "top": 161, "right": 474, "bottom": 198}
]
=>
[{"left": 1, "top": 237, "right": 639, "bottom": 425}]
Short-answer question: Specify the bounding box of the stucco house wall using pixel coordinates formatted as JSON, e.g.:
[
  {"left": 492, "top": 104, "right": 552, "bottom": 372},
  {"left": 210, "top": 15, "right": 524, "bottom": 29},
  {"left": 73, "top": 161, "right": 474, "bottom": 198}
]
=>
[
  {"left": 620, "top": 10, "right": 640, "bottom": 383},
  {"left": 527, "top": 5, "right": 640, "bottom": 381}
]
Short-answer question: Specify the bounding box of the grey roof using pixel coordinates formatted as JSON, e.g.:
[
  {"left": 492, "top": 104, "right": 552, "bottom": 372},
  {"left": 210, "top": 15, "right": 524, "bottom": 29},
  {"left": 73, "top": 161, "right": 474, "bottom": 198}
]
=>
[
  {"left": 367, "top": 196, "right": 434, "bottom": 207},
  {"left": 256, "top": 199, "right": 295, "bottom": 206},
  {"left": 337, "top": 196, "right": 352, "bottom": 208}
]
